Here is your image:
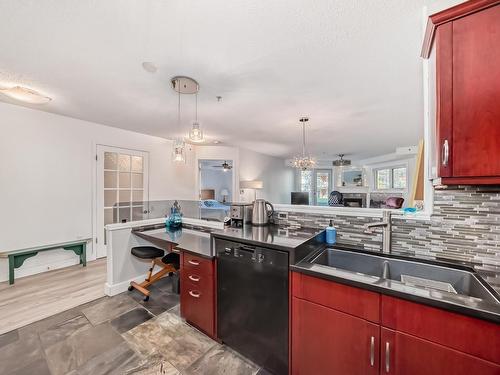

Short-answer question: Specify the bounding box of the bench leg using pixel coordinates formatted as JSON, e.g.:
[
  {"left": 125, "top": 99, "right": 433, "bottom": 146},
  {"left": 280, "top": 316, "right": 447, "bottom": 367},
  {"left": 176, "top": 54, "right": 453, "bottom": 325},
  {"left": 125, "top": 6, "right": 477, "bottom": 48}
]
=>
[
  {"left": 8, "top": 256, "right": 14, "bottom": 285},
  {"left": 63, "top": 243, "right": 86, "bottom": 267}
]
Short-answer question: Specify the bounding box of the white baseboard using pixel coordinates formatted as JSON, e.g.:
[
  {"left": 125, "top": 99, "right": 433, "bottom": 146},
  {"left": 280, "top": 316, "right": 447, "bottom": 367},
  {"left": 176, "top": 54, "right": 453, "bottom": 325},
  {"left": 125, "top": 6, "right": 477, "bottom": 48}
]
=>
[{"left": 104, "top": 273, "right": 148, "bottom": 296}]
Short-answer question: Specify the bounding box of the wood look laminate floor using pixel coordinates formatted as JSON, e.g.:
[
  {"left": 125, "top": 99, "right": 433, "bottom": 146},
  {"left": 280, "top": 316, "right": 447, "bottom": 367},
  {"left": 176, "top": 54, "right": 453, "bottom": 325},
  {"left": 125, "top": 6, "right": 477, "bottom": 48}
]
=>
[{"left": 0, "top": 259, "right": 106, "bottom": 335}]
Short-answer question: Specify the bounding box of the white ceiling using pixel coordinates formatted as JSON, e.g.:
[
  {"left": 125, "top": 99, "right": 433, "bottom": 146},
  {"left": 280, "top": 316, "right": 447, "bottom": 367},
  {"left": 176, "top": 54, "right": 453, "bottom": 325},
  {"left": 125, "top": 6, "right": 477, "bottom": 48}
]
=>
[{"left": 0, "top": 0, "right": 430, "bottom": 159}]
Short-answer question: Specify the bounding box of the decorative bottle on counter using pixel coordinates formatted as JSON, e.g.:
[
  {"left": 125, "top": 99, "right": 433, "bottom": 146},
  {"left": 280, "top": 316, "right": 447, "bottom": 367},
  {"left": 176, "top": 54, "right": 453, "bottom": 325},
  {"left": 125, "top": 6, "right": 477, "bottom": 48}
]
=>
[
  {"left": 166, "top": 200, "right": 183, "bottom": 229},
  {"left": 326, "top": 219, "right": 336, "bottom": 245}
]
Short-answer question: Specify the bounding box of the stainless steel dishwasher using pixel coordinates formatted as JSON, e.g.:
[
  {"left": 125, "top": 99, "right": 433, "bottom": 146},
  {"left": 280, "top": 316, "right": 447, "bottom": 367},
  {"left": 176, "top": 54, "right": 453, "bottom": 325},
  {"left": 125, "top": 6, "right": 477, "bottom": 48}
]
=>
[{"left": 216, "top": 238, "right": 289, "bottom": 375}]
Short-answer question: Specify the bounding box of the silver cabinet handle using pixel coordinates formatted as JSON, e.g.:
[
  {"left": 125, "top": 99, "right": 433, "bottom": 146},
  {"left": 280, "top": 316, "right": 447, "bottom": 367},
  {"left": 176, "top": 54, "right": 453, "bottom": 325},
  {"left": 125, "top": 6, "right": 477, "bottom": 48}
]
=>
[
  {"left": 385, "top": 341, "right": 390, "bottom": 373},
  {"left": 188, "top": 275, "right": 200, "bottom": 282},
  {"left": 188, "top": 290, "right": 200, "bottom": 298},
  {"left": 188, "top": 260, "right": 200, "bottom": 266},
  {"left": 370, "top": 336, "right": 375, "bottom": 366},
  {"left": 442, "top": 139, "right": 449, "bottom": 167}
]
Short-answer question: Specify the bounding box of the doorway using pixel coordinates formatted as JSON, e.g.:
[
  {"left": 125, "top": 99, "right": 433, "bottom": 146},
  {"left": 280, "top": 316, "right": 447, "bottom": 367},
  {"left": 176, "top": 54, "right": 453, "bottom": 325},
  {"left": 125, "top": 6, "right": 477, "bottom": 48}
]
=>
[
  {"left": 95, "top": 145, "right": 149, "bottom": 258},
  {"left": 298, "top": 169, "right": 332, "bottom": 206},
  {"left": 198, "top": 160, "right": 233, "bottom": 203}
]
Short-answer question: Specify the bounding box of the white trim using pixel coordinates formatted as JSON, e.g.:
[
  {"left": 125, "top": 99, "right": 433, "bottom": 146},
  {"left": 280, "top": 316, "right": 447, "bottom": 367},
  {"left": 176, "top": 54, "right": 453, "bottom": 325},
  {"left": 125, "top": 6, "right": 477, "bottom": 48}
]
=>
[
  {"left": 274, "top": 204, "right": 431, "bottom": 221},
  {"left": 104, "top": 273, "right": 148, "bottom": 296},
  {"left": 105, "top": 216, "right": 224, "bottom": 232}
]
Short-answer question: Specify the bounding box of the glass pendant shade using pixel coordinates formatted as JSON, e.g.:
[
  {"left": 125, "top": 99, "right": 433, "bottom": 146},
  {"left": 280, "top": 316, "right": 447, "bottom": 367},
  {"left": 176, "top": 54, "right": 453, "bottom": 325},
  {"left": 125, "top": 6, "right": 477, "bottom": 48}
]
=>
[
  {"left": 189, "top": 121, "right": 204, "bottom": 142},
  {"left": 172, "top": 139, "right": 186, "bottom": 163}
]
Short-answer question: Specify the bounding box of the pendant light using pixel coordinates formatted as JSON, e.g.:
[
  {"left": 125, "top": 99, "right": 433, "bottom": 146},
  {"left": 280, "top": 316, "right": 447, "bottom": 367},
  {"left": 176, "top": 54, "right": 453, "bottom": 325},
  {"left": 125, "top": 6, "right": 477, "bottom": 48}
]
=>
[
  {"left": 170, "top": 76, "right": 199, "bottom": 162},
  {"left": 293, "top": 117, "right": 316, "bottom": 170},
  {"left": 172, "top": 77, "right": 186, "bottom": 163},
  {"left": 189, "top": 92, "right": 204, "bottom": 143}
]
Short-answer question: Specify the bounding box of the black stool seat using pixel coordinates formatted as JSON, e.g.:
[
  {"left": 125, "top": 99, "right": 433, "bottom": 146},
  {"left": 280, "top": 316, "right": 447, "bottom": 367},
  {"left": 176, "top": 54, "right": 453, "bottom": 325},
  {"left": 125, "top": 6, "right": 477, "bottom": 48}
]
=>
[
  {"left": 162, "top": 252, "right": 180, "bottom": 270},
  {"left": 131, "top": 246, "right": 164, "bottom": 259}
]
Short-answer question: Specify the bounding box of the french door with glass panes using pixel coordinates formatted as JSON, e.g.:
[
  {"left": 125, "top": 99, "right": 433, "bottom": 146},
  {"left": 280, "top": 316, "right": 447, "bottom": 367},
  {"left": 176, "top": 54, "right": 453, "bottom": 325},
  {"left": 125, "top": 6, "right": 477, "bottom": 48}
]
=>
[
  {"left": 299, "top": 169, "right": 332, "bottom": 206},
  {"left": 96, "top": 146, "right": 149, "bottom": 258}
]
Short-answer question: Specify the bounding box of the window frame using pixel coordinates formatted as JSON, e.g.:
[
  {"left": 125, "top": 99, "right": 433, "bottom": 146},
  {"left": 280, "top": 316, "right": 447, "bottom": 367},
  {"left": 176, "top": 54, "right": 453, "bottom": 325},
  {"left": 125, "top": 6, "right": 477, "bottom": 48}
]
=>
[{"left": 373, "top": 165, "right": 408, "bottom": 191}]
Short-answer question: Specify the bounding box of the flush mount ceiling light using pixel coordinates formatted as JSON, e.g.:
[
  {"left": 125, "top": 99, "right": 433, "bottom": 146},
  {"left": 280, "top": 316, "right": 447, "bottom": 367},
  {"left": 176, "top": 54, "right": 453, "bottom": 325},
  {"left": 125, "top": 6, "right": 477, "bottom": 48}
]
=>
[
  {"left": 0, "top": 86, "right": 51, "bottom": 104},
  {"left": 293, "top": 117, "right": 316, "bottom": 170},
  {"left": 332, "top": 154, "right": 351, "bottom": 167},
  {"left": 141, "top": 62, "right": 158, "bottom": 73}
]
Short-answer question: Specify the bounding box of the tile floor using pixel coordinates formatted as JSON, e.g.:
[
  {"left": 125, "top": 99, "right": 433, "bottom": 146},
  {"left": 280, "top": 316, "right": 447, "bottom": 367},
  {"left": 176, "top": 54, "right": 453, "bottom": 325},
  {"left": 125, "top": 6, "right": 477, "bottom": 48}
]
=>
[{"left": 0, "top": 276, "right": 268, "bottom": 375}]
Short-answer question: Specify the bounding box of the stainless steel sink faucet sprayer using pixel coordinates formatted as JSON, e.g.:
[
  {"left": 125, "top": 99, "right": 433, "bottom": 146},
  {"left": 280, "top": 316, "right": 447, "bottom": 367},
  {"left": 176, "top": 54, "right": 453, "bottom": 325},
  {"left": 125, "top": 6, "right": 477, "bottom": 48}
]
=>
[{"left": 365, "top": 210, "right": 392, "bottom": 254}]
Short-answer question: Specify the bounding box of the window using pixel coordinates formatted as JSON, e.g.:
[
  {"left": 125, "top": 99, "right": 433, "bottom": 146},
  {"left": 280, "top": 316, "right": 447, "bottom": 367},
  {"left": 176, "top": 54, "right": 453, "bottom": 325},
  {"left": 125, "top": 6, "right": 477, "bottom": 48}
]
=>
[{"left": 375, "top": 166, "right": 407, "bottom": 190}]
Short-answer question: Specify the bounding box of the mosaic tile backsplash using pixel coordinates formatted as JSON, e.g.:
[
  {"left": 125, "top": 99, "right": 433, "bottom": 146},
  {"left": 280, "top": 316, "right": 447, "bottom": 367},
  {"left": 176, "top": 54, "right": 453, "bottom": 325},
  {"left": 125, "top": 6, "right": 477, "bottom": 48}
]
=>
[{"left": 274, "top": 186, "right": 500, "bottom": 267}]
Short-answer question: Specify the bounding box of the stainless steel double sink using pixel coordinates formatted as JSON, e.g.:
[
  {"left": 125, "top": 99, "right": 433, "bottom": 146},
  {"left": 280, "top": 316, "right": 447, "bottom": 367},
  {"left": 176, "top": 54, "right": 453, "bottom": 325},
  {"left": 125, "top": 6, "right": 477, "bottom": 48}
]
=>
[{"left": 308, "top": 247, "right": 500, "bottom": 305}]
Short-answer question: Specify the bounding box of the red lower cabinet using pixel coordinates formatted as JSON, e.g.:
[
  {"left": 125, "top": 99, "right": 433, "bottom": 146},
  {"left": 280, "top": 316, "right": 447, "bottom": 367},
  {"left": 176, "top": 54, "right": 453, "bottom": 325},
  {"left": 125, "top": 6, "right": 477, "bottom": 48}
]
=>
[
  {"left": 180, "top": 252, "right": 216, "bottom": 338},
  {"left": 381, "top": 328, "right": 500, "bottom": 375},
  {"left": 291, "top": 297, "right": 380, "bottom": 375},
  {"left": 291, "top": 272, "right": 500, "bottom": 375}
]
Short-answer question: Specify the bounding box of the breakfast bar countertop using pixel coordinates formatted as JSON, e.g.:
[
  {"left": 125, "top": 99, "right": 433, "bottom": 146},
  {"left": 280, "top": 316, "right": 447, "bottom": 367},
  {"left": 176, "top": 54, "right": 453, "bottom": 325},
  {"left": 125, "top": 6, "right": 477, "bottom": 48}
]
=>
[{"left": 132, "top": 224, "right": 214, "bottom": 259}]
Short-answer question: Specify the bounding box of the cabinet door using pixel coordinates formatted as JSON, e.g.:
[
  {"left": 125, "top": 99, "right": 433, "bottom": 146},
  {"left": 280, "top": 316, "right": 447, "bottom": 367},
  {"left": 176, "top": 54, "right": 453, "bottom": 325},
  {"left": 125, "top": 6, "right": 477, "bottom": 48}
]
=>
[
  {"left": 291, "top": 297, "right": 379, "bottom": 375},
  {"left": 381, "top": 328, "right": 500, "bottom": 375},
  {"left": 451, "top": 5, "right": 500, "bottom": 177}
]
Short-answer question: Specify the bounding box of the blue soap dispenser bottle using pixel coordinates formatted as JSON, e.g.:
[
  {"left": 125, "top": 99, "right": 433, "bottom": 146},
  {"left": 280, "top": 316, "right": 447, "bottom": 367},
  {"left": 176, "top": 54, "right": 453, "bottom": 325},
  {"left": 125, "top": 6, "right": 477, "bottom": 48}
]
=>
[{"left": 326, "top": 219, "right": 336, "bottom": 244}]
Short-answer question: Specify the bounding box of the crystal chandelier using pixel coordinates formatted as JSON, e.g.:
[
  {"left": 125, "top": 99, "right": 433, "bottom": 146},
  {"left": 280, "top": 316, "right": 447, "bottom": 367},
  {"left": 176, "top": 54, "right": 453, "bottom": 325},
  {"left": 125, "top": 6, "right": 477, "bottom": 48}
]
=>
[{"left": 293, "top": 117, "right": 316, "bottom": 170}]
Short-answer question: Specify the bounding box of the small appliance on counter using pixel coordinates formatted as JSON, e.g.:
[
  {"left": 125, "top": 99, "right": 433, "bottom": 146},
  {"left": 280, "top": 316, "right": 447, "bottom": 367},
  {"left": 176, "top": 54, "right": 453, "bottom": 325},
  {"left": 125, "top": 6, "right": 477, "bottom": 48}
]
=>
[
  {"left": 251, "top": 199, "right": 274, "bottom": 226},
  {"left": 229, "top": 202, "right": 253, "bottom": 227}
]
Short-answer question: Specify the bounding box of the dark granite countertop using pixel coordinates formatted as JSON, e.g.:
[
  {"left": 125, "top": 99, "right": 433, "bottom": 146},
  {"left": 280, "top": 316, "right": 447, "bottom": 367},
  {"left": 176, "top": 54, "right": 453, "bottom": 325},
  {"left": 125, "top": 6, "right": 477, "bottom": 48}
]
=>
[
  {"left": 292, "top": 243, "right": 500, "bottom": 324},
  {"left": 212, "top": 225, "right": 324, "bottom": 252},
  {"left": 132, "top": 224, "right": 213, "bottom": 259}
]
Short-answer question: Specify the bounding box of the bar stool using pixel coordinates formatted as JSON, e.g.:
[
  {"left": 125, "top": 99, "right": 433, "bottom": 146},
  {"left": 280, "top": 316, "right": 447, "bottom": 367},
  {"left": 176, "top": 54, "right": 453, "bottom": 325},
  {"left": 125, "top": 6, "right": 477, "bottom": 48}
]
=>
[{"left": 128, "top": 246, "right": 179, "bottom": 301}]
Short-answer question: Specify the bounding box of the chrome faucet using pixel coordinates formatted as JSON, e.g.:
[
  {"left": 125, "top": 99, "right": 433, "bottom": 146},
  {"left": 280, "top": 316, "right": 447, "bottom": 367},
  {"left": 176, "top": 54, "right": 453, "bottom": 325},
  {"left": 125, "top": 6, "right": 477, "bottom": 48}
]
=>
[{"left": 365, "top": 210, "right": 392, "bottom": 254}]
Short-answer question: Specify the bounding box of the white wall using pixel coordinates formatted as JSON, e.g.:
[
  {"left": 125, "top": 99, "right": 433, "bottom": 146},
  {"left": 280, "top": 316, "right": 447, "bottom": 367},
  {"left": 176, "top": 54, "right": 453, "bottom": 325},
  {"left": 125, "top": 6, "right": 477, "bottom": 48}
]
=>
[
  {"left": 0, "top": 102, "right": 196, "bottom": 281},
  {"left": 239, "top": 148, "right": 294, "bottom": 204}
]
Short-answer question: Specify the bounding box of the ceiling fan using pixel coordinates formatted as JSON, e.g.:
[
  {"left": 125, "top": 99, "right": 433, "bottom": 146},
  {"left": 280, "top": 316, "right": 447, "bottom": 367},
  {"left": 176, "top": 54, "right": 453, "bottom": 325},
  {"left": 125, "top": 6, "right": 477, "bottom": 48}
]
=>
[{"left": 212, "top": 161, "right": 233, "bottom": 171}]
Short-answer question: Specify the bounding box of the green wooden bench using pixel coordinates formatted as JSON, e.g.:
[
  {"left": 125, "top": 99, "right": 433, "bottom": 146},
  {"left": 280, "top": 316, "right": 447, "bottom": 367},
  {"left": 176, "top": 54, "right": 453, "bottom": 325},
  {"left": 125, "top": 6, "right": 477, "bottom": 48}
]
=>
[{"left": 0, "top": 239, "right": 91, "bottom": 285}]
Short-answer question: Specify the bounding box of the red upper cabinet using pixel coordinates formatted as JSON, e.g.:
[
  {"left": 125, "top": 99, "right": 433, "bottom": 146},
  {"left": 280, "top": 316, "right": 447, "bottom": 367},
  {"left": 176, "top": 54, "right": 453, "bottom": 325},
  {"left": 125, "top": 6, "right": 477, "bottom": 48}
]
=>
[{"left": 426, "top": 1, "right": 500, "bottom": 184}]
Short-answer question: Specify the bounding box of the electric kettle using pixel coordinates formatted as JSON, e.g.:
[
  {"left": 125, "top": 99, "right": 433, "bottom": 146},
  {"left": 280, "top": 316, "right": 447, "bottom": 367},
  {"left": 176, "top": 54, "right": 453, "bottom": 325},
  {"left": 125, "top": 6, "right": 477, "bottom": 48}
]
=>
[{"left": 251, "top": 199, "right": 274, "bottom": 226}]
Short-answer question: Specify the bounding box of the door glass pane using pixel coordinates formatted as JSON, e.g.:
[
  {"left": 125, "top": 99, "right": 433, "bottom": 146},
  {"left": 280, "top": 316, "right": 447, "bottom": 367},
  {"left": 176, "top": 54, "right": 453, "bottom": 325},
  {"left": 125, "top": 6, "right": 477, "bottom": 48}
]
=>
[
  {"left": 393, "top": 168, "right": 407, "bottom": 189},
  {"left": 119, "top": 190, "right": 131, "bottom": 203},
  {"left": 104, "top": 190, "right": 117, "bottom": 207},
  {"left": 118, "top": 154, "right": 131, "bottom": 171},
  {"left": 316, "top": 171, "right": 330, "bottom": 206},
  {"left": 376, "top": 169, "right": 391, "bottom": 189},
  {"left": 131, "top": 156, "right": 143, "bottom": 173},
  {"left": 119, "top": 172, "right": 131, "bottom": 188},
  {"left": 104, "top": 171, "right": 117, "bottom": 188},
  {"left": 300, "top": 170, "right": 313, "bottom": 203},
  {"left": 132, "top": 190, "right": 143, "bottom": 204},
  {"left": 104, "top": 152, "right": 117, "bottom": 170},
  {"left": 131, "top": 173, "right": 143, "bottom": 188}
]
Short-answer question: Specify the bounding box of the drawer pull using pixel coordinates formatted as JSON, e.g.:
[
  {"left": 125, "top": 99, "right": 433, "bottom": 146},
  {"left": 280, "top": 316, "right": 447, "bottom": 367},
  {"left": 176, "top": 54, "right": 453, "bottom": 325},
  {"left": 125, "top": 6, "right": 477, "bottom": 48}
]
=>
[
  {"left": 442, "top": 139, "right": 449, "bottom": 167},
  {"left": 188, "top": 275, "right": 200, "bottom": 282},
  {"left": 188, "top": 260, "right": 200, "bottom": 266},
  {"left": 370, "top": 336, "right": 375, "bottom": 366},
  {"left": 385, "top": 341, "right": 390, "bottom": 373},
  {"left": 189, "top": 290, "right": 201, "bottom": 298}
]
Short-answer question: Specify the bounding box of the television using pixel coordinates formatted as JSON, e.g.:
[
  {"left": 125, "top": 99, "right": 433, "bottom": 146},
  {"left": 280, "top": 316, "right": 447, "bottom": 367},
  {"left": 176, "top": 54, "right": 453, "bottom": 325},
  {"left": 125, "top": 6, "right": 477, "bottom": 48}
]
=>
[{"left": 291, "top": 192, "right": 309, "bottom": 205}]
